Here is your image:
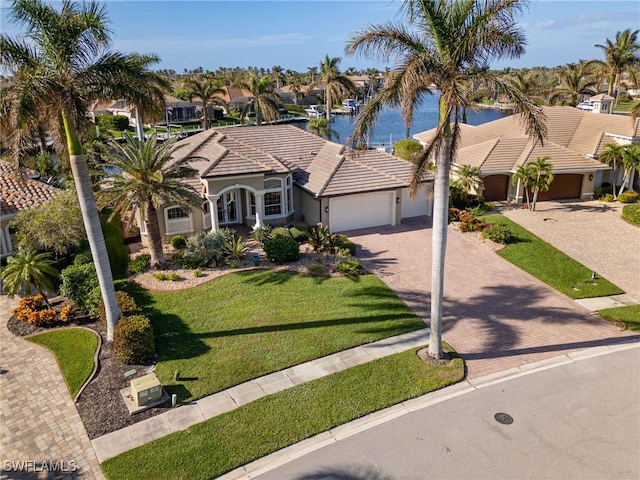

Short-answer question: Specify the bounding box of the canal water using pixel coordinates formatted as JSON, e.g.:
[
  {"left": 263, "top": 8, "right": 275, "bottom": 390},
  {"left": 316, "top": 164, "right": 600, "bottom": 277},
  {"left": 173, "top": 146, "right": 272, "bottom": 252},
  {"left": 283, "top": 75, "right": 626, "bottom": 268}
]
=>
[{"left": 298, "top": 95, "right": 511, "bottom": 148}]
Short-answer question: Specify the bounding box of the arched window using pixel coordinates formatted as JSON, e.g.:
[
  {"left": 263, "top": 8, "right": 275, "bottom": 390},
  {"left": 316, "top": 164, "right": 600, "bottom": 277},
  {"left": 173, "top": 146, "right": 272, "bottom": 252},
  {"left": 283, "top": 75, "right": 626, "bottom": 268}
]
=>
[{"left": 164, "top": 206, "right": 193, "bottom": 234}]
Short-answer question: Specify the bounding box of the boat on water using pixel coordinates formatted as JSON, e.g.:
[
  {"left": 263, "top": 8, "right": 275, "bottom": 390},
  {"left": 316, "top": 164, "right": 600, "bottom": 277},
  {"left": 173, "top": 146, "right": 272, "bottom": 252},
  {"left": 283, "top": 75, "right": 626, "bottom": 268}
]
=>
[
  {"left": 576, "top": 101, "right": 594, "bottom": 111},
  {"left": 304, "top": 105, "right": 324, "bottom": 118}
]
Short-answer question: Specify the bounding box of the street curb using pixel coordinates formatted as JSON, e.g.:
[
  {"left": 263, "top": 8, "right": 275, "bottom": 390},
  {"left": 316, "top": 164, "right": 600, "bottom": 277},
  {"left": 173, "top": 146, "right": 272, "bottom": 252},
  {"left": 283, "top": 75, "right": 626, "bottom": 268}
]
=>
[{"left": 218, "top": 339, "right": 640, "bottom": 480}]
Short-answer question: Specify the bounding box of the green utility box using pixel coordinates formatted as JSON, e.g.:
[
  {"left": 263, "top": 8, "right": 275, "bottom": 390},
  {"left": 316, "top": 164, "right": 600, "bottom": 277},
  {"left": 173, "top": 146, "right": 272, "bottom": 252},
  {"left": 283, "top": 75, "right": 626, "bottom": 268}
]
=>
[{"left": 130, "top": 373, "right": 163, "bottom": 407}]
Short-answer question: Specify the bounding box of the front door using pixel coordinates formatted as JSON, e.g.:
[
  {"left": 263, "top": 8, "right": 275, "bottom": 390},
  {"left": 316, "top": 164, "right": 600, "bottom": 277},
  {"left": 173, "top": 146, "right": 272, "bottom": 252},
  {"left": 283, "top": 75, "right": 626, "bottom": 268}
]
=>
[{"left": 217, "top": 190, "right": 240, "bottom": 225}]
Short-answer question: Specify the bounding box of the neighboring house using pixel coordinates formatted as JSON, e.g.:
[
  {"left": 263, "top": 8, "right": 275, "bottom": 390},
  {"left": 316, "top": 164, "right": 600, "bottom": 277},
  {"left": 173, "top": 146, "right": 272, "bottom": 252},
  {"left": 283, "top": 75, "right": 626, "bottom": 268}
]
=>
[
  {"left": 0, "top": 161, "right": 61, "bottom": 257},
  {"left": 139, "top": 124, "right": 433, "bottom": 243},
  {"left": 414, "top": 105, "right": 640, "bottom": 203},
  {"left": 89, "top": 95, "right": 200, "bottom": 128}
]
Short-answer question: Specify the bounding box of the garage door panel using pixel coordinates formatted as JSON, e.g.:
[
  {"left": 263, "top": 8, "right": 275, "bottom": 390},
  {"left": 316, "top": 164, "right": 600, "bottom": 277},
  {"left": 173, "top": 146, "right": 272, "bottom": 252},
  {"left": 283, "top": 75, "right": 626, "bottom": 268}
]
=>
[
  {"left": 330, "top": 192, "right": 394, "bottom": 232},
  {"left": 482, "top": 175, "right": 509, "bottom": 201},
  {"left": 537, "top": 174, "right": 582, "bottom": 201}
]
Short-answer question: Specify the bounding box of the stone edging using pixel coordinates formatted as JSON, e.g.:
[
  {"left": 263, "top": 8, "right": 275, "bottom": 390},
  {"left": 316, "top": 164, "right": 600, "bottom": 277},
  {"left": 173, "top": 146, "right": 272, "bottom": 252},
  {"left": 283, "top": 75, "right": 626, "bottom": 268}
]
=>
[{"left": 25, "top": 325, "right": 102, "bottom": 403}]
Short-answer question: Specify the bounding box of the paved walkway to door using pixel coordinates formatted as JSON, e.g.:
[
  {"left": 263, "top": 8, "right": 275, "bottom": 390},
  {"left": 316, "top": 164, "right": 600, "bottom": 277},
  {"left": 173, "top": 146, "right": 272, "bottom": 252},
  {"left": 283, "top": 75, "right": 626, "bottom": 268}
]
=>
[
  {"left": 0, "top": 295, "right": 105, "bottom": 480},
  {"left": 344, "top": 215, "right": 639, "bottom": 379}
]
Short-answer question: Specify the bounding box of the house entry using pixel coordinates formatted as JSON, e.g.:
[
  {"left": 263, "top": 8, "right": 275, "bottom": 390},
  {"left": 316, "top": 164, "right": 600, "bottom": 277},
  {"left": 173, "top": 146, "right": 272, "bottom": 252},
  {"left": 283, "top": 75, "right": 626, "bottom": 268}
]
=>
[{"left": 217, "top": 190, "right": 239, "bottom": 225}]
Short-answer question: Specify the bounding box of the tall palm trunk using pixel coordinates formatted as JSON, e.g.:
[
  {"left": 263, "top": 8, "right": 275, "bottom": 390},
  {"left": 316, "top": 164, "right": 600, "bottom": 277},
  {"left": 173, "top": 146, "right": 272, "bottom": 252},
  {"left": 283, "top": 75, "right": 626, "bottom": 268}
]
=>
[
  {"left": 429, "top": 101, "right": 452, "bottom": 360},
  {"left": 64, "top": 114, "right": 120, "bottom": 341},
  {"left": 145, "top": 202, "right": 166, "bottom": 268}
]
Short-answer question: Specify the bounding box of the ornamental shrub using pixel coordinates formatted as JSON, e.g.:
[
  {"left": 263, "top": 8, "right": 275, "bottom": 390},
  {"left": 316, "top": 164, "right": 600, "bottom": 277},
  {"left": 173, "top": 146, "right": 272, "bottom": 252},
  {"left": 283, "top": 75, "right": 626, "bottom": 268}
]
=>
[
  {"left": 271, "top": 227, "right": 292, "bottom": 238},
  {"left": 60, "top": 263, "right": 99, "bottom": 312},
  {"left": 336, "top": 235, "right": 356, "bottom": 256},
  {"left": 170, "top": 235, "right": 187, "bottom": 250},
  {"left": 97, "top": 114, "right": 130, "bottom": 131},
  {"left": 622, "top": 203, "right": 640, "bottom": 226},
  {"left": 617, "top": 191, "right": 638, "bottom": 204},
  {"left": 73, "top": 247, "right": 93, "bottom": 266},
  {"left": 250, "top": 225, "right": 273, "bottom": 245},
  {"left": 481, "top": 224, "right": 514, "bottom": 244},
  {"left": 12, "top": 294, "right": 57, "bottom": 326},
  {"left": 336, "top": 259, "right": 364, "bottom": 275},
  {"left": 263, "top": 235, "right": 300, "bottom": 264},
  {"left": 288, "top": 226, "right": 309, "bottom": 243},
  {"left": 181, "top": 231, "right": 227, "bottom": 267},
  {"left": 98, "top": 291, "right": 140, "bottom": 328},
  {"left": 113, "top": 315, "right": 155, "bottom": 364},
  {"left": 128, "top": 254, "right": 150, "bottom": 275},
  {"left": 601, "top": 193, "right": 615, "bottom": 202}
]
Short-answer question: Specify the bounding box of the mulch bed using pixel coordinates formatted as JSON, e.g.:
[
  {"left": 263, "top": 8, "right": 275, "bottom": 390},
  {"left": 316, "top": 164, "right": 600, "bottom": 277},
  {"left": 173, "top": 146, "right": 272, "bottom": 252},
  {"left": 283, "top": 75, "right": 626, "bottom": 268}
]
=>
[
  {"left": 6, "top": 251, "right": 354, "bottom": 440},
  {"left": 7, "top": 310, "right": 171, "bottom": 440}
]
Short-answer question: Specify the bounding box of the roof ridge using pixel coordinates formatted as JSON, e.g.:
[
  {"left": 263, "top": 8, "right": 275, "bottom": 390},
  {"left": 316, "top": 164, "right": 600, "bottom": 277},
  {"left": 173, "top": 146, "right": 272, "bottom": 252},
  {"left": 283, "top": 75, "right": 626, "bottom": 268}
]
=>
[
  {"left": 313, "top": 142, "right": 345, "bottom": 197},
  {"left": 224, "top": 131, "right": 292, "bottom": 173},
  {"left": 199, "top": 133, "right": 230, "bottom": 177}
]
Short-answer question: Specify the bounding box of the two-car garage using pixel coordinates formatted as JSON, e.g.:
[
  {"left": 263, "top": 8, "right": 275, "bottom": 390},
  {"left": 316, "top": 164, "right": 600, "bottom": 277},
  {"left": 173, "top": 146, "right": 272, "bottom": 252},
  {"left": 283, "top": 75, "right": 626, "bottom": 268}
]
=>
[
  {"left": 328, "top": 184, "right": 432, "bottom": 233},
  {"left": 483, "top": 173, "right": 584, "bottom": 202}
]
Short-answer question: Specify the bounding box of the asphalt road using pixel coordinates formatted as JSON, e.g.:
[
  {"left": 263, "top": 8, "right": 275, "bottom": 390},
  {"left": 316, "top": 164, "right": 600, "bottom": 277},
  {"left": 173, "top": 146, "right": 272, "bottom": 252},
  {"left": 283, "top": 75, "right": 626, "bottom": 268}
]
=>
[{"left": 255, "top": 345, "right": 640, "bottom": 480}]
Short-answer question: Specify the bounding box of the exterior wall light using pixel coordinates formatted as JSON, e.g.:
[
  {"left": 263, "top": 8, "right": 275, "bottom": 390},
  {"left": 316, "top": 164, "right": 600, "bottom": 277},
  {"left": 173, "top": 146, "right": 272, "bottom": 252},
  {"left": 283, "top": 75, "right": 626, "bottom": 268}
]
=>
[
  {"left": 588, "top": 174, "right": 594, "bottom": 181},
  {"left": 325, "top": 205, "right": 329, "bottom": 213}
]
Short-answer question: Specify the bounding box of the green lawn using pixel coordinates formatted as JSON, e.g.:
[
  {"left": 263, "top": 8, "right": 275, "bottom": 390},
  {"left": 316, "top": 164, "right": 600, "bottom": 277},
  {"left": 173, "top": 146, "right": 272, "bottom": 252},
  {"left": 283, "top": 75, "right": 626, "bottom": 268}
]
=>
[
  {"left": 28, "top": 328, "right": 98, "bottom": 398},
  {"left": 102, "top": 344, "right": 464, "bottom": 480},
  {"left": 134, "top": 270, "right": 425, "bottom": 402},
  {"left": 481, "top": 215, "right": 624, "bottom": 299},
  {"left": 597, "top": 305, "right": 640, "bottom": 332}
]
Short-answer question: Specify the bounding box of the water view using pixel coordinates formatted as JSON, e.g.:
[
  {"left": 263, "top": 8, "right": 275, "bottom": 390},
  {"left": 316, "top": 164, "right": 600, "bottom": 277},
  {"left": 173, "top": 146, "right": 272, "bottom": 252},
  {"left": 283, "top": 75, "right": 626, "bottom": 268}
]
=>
[{"left": 299, "top": 95, "right": 511, "bottom": 148}]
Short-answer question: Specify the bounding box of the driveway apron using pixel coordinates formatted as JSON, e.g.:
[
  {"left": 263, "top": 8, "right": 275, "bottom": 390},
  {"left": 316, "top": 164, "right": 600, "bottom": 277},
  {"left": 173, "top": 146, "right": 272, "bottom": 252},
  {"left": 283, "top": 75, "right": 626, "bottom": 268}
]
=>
[
  {"left": 1, "top": 296, "right": 105, "bottom": 480},
  {"left": 345, "top": 216, "right": 638, "bottom": 379},
  {"left": 501, "top": 200, "right": 640, "bottom": 301}
]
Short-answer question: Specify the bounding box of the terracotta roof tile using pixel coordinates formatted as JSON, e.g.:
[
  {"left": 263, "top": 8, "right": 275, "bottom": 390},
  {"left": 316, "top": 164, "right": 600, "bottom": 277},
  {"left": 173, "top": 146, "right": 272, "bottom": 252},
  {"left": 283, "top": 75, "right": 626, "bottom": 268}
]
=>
[{"left": 0, "top": 161, "right": 61, "bottom": 216}]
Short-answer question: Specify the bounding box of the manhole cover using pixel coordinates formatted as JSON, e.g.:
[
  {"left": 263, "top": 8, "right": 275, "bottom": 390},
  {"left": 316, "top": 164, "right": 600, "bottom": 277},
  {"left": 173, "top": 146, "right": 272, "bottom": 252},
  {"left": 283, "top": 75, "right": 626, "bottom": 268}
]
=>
[{"left": 494, "top": 412, "right": 513, "bottom": 425}]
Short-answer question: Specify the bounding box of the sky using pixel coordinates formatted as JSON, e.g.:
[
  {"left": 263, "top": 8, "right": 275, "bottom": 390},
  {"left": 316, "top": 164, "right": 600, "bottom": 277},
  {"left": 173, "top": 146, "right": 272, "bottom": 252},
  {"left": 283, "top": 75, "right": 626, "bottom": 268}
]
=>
[{"left": 1, "top": 0, "right": 639, "bottom": 74}]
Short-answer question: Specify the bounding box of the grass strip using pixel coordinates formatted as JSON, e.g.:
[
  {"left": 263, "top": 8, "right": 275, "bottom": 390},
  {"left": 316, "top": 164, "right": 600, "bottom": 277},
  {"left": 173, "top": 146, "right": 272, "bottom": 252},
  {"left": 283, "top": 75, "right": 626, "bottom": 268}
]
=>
[
  {"left": 102, "top": 345, "right": 464, "bottom": 480},
  {"left": 133, "top": 271, "right": 425, "bottom": 402},
  {"left": 597, "top": 305, "right": 640, "bottom": 332},
  {"left": 28, "top": 328, "right": 98, "bottom": 398},
  {"left": 481, "top": 215, "right": 623, "bottom": 299}
]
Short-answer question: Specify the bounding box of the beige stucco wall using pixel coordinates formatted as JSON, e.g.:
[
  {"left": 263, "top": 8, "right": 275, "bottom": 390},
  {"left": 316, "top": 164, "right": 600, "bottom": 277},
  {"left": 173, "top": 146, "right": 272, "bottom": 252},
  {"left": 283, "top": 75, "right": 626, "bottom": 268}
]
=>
[{"left": 295, "top": 187, "right": 321, "bottom": 226}]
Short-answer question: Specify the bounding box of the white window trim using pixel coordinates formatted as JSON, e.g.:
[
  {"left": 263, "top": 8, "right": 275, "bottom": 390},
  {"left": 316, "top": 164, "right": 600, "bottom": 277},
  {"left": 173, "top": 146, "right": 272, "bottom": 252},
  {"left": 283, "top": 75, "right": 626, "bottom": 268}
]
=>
[{"left": 263, "top": 177, "right": 284, "bottom": 218}]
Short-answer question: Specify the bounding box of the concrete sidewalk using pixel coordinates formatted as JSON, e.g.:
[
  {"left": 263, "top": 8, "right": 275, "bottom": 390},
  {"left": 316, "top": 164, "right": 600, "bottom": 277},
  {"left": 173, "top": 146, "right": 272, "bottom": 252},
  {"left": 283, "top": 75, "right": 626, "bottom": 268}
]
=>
[
  {"left": 91, "top": 328, "right": 429, "bottom": 463},
  {"left": 237, "top": 340, "right": 640, "bottom": 480}
]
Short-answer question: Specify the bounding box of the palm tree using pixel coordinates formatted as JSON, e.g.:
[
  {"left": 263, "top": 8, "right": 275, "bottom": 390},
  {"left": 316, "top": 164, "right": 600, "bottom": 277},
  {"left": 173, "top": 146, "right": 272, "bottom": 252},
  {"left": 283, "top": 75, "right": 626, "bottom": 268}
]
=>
[
  {"left": 307, "top": 117, "right": 340, "bottom": 141},
  {"left": 236, "top": 73, "right": 281, "bottom": 126},
  {"left": 600, "top": 143, "right": 626, "bottom": 199},
  {"left": 182, "top": 76, "right": 228, "bottom": 130},
  {"left": 550, "top": 62, "right": 597, "bottom": 106},
  {"left": 1, "top": 249, "right": 58, "bottom": 304},
  {"left": 527, "top": 156, "right": 554, "bottom": 211},
  {"left": 1, "top": 0, "right": 168, "bottom": 341},
  {"left": 512, "top": 164, "right": 533, "bottom": 209},
  {"left": 454, "top": 165, "right": 484, "bottom": 195},
  {"left": 97, "top": 134, "right": 204, "bottom": 269},
  {"left": 619, "top": 145, "right": 640, "bottom": 197},
  {"left": 595, "top": 29, "right": 640, "bottom": 102},
  {"left": 345, "top": 0, "right": 545, "bottom": 359},
  {"left": 309, "top": 55, "right": 356, "bottom": 120}
]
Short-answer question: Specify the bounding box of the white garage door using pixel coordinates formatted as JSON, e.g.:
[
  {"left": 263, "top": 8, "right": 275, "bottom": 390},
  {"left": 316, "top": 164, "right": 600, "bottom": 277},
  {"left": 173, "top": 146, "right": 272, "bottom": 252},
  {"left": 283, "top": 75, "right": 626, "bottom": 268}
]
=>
[
  {"left": 329, "top": 192, "right": 395, "bottom": 232},
  {"left": 401, "top": 184, "right": 431, "bottom": 218}
]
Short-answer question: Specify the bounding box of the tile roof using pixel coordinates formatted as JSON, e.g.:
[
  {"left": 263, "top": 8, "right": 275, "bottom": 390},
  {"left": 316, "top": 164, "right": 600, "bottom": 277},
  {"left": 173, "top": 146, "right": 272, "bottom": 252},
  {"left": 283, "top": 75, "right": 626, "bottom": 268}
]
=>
[
  {"left": 414, "top": 106, "right": 640, "bottom": 173},
  {"left": 0, "top": 161, "right": 61, "bottom": 217},
  {"left": 173, "top": 124, "right": 432, "bottom": 198}
]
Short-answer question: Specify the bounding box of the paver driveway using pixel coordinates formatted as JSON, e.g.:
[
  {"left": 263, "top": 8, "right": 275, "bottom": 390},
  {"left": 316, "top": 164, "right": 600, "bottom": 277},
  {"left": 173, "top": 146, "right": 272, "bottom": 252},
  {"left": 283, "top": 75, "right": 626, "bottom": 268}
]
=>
[{"left": 344, "top": 215, "right": 638, "bottom": 379}]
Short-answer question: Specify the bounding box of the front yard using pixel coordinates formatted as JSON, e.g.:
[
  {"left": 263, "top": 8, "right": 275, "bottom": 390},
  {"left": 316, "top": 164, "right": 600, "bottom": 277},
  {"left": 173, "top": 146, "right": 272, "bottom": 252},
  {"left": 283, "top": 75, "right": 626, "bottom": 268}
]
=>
[{"left": 136, "top": 270, "right": 425, "bottom": 402}]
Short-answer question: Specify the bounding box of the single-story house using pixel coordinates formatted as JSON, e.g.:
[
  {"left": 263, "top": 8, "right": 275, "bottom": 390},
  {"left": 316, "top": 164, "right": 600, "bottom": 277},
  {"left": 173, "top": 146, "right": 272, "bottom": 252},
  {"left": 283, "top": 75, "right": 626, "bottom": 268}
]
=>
[
  {"left": 139, "top": 124, "right": 433, "bottom": 243},
  {"left": 0, "top": 161, "right": 61, "bottom": 257},
  {"left": 413, "top": 104, "right": 640, "bottom": 203}
]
